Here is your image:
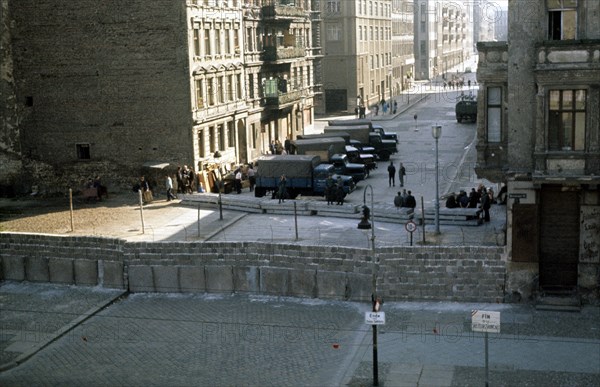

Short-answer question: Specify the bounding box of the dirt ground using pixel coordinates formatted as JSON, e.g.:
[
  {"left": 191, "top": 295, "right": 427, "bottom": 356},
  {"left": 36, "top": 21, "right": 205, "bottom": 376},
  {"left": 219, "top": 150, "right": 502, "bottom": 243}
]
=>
[{"left": 0, "top": 190, "right": 183, "bottom": 237}]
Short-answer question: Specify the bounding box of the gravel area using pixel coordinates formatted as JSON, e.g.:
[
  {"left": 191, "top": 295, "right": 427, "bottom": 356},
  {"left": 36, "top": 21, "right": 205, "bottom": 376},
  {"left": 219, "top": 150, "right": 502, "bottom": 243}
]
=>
[{"left": 0, "top": 191, "right": 186, "bottom": 237}]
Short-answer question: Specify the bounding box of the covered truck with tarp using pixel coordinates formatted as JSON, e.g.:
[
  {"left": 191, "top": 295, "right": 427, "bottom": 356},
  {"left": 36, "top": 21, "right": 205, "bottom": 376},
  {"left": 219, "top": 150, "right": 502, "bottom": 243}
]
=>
[
  {"left": 254, "top": 155, "right": 355, "bottom": 199},
  {"left": 292, "top": 137, "right": 347, "bottom": 161}
]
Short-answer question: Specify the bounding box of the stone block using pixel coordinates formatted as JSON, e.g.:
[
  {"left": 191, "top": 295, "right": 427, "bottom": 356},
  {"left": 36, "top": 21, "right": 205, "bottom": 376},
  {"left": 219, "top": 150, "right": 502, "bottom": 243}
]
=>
[
  {"left": 48, "top": 258, "right": 74, "bottom": 284},
  {"left": 260, "top": 267, "right": 288, "bottom": 296},
  {"left": 74, "top": 260, "right": 98, "bottom": 286},
  {"left": 153, "top": 266, "right": 179, "bottom": 293},
  {"left": 345, "top": 273, "right": 372, "bottom": 302},
  {"left": 102, "top": 261, "right": 124, "bottom": 289},
  {"left": 180, "top": 266, "right": 206, "bottom": 293},
  {"left": 128, "top": 265, "right": 154, "bottom": 292},
  {"left": 317, "top": 271, "right": 347, "bottom": 300},
  {"left": 288, "top": 269, "right": 316, "bottom": 298},
  {"left": 233, "top": 266, "right": 259, "bottom": 294},
  {"left": 1, "top": 256, "right": 25, "bottom": 281},
  {"left": 25, "top": 255, "right": 49, "bottom": 282},
  {"left": 205, "top": 265, "right": 233, "bottom": 294}
]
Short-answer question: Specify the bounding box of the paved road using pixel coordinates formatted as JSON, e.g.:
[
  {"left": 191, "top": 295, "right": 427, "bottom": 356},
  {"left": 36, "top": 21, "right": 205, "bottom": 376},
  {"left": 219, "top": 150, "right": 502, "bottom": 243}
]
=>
[{"left": 1, "top": 283, "right": 598, "bottom": 386}]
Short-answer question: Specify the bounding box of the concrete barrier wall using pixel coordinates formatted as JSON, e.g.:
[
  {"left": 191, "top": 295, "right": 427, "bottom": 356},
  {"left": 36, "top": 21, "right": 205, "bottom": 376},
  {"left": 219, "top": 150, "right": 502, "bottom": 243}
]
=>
[{"left": 0, "top": 233, "right": 506, "bottom": 302}]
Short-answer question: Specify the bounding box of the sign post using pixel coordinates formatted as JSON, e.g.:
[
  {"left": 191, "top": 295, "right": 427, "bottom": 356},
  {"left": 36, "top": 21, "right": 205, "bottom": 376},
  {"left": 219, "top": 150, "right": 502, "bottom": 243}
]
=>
[
  {"left": 471, "top": 310, "right": 500, "bottom": 387},
  {"left": 365, "top": 297, "right": 385, "bottom": 386},
  {"left": 405, "top": 220, "right": 417, "bottom": 246}
]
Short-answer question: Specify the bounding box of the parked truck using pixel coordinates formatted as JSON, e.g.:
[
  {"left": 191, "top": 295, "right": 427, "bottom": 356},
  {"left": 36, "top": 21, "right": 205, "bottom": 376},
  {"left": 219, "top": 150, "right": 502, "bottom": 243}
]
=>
[
  {"left": 323, "top": 125, "right": 398, "bottom": 161},
  {"left": 254, "top": 155, "right": 355, "bottom": 199},
  {"left": 292, "top": 137, "right": 346, "bottom": 162},
  {"left": 328, "top": 119, "right": 398, "bottom": 143},
  {"left": 455, "top": 94, "right": 477, "bottom": 123},
  {"left": 295, "top": 134, "right": 376, "bottom": 173}
]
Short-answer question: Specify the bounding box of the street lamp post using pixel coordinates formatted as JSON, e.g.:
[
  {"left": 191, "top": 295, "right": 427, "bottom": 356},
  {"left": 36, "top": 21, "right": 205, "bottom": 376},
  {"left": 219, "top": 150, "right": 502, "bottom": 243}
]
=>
[
  {"left": 213, "top": 151, "right": 223, "bottom": 220},
  {"left": 357, "top": 184, "right": 379, "bottom": 386},
  {"left": 431, "top": 125, "right": 442, "bottom": 234}
]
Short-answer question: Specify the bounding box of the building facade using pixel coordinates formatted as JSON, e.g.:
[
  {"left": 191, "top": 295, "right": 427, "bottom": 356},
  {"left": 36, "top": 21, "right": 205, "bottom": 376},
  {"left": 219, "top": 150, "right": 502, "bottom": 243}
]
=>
[
  {"left": 476, "top": 0, "right": 600, "bottom": 302},
  {"left": 391, "top": 0, "right": 416, "bottom": 95},
  {"left": 320, "top": 0, "right": 393, "bottom": 112},
  {"left": 414, "top": 0, "right": 474, "bottom": 81},
  {"left": 0, "top": 0, "right": 315, "bottom": 193}
]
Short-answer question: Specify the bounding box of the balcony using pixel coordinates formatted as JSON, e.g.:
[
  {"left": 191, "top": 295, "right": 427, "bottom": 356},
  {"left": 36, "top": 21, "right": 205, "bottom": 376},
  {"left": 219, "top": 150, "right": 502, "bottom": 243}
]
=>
[
  {"left": 265, "top": 89, "right": 304, "bottom": 107},
  {"left": 263, "top": 46, "right": 306, "bottom": 61},
  {"left": 262, "top": 2, "right": 307, "bottom": 20}
]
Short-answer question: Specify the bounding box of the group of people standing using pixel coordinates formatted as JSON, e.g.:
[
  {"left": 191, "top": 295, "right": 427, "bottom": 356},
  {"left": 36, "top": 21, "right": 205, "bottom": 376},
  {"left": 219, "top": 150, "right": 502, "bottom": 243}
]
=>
[
  {"left": 387, "top": 161, "right": 406, "bottom": 187},
  {"left": 445, "top": 184, "right": 496, "bottom": 222},
  {"left": 324, "top": 174, "right": 346, "bottom": 206},
  {"left": 394, "top": 189, "right": 417, "bottom": 209}
]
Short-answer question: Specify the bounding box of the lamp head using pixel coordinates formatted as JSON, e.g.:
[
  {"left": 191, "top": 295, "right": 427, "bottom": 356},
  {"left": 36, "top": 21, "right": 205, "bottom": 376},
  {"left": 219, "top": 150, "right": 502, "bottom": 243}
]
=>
[{"left": 431, "top": 125, "right": 442, "bottom": 139}]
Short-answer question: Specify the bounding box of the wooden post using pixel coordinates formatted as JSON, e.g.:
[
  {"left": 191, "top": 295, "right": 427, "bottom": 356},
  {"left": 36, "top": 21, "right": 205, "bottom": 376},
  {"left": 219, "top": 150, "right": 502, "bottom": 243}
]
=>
[
  {"left": 69, "top": 188, "right": 74, "bottom": 232},
  {"left": 138, "top": 190, "right": 145, "bottom": 234}
]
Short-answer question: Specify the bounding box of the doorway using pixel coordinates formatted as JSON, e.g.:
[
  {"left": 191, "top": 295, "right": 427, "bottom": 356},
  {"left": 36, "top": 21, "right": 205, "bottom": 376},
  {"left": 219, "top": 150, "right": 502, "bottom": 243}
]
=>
[{"left": 539, "top": 186, "right": 580, "bottom": 289}]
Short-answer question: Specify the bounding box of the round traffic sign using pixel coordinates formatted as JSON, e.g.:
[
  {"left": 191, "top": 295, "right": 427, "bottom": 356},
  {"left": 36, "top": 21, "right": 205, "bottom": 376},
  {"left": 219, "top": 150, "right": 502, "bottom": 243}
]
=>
[{"left": 405, "top": 220, "right": 417, "bottom": 233}]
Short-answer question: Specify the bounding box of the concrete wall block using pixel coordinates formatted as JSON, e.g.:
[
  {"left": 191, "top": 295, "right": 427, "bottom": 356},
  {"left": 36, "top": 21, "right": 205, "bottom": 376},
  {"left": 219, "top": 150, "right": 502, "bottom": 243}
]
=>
[
  {"left": 260, "top": 267, "right": 289, "bottom": 296},
  {"left": 102, "top": 261, "right": 125, "bottom": 289},
  {"left": 233, "top": 266, "right": 259, "bottom": 294},
  {"left": 128, "top": 265, "right": 154, "bottom": 292},
  {"left": 74, "top": 260, "right": 98, "bottom": 286},
  {"left": 346, "top": 273, "right": 372, "bottom": 302},
  {"left": 179, "top": 266, "right": 206, "bottom": 293},
  {"left": 317, "top": 271, "right": 347, "bottom": 300},
  {"left": 48, "top": 258, "right": 74, "bottom": 284},
  {"left": 205, "top": 265, "right": 234, "bottom": 294},
  {"left": 288, "top": 269, "right": 316, "bottom": 298},
  {"left": 25, "top": 255, "right": 49, "bottom": 282},
  {"left": 153, "top": 266, "right": 179, "bottom": 293},
  {"left": 1, "top": 255, "right": 25, "bottom": 281}
]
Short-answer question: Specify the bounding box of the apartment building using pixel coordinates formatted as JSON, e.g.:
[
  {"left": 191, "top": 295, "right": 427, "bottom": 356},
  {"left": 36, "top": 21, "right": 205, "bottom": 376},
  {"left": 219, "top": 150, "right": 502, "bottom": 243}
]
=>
[
  {"left": 1, "top": 0, "right": 315, "bottom": 192},
  {"left": 414, "top": 0, "right": 474, "bottom": 80},
  {"left": 321, "top": 0, "right": 393, "bottom": 112},
  {"left": 391, "top": 0, "right": 416, "bottom": 94},
  {"left": 476, "top": 0, "right": 600, "bottom": 303}
]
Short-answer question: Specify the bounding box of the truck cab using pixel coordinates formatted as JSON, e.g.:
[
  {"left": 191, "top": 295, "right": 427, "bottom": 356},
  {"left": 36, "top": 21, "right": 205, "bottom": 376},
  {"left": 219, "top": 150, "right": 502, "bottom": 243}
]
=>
[{"left": 329, "top": 154, "right": 367, "bottom": 182}]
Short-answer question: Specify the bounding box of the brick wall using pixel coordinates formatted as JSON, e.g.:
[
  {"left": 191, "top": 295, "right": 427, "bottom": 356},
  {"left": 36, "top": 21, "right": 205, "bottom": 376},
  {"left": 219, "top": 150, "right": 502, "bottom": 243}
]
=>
[
  {"left": 0, "top": 233, "right": 507, "bottom": 303},
  {"left": 5, "top": 0, "right": 194, "bottom": 193}
]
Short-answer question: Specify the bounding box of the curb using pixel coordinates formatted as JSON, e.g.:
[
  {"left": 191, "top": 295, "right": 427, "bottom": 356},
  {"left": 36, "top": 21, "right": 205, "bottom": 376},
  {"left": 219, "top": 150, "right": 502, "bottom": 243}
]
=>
[{"left": 0, "top": 290, "right": 128, "bottom": 373}]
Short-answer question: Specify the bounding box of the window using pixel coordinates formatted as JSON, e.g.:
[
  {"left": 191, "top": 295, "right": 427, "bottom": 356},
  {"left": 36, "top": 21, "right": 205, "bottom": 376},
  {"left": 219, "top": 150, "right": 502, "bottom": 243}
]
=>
[
  {"left": 76, "top": 144, "right": 90, "bottom": 160},
  {"left": 326, "top": 0, "right": 340, "bottom": 13},
  {"left": 225, "top": 27, "right": 231, "bottom": 54},
  {"left": 215, "top": 26, "right": 222, "bottom": 54},
  {"left": 208, "top": 78, "right": 215, "bottom": 105},
  {"left": 486, "top": 87, "right": 502, "bottom": 142},
  {"left": 228, "top": 75, "right": 234, "bottom": 101},
  {"left": 547, "top": 0, "right": 577, "bottom": 40},
  {"left": 548, "top": 89, "right": 586, "bottom": 151},
  {"left": 227, "top": 121, "right": 235, "bottom": 147},
  {"left": 218, "top": 76, "right": 224, "bottom": 103},
  {"left": 204, "top": 28, "right": 211, "bottom": 56},
  {"left": 236, "top": 74, "right": 242, "bottom": 99},
  {"left": 195, "top": 79, "right": 204, "bottom": 108},
  {"left": 246, "top": 28, "right": 253, "bottom": 52},
  {"left": 193, "top": 28, "right": 200, "bottom": 56},
  {"left": 218, "top": 124, "right": 225, "bottom": 151},
  {"left": 248, "top": 74, "right": 254, "bottom": 99},
  {"left": 198, "top": 130, "right": 205, "bottom": 158},
  {"left": 326, "top": 24, "right": 341, "bottom": 41}
]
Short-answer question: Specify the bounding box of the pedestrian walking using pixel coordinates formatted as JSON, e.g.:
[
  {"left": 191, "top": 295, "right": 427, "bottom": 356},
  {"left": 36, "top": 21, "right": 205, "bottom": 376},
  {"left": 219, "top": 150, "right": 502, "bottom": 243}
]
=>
[
  {"left": 247, "top": 164, "right": 256, "bottom": 192},
  {"left": 387, "top": 161, "right": 396, "bottom": 187},
  {"left": 399, "top": 163, "right": 406, "bottom": 187},
  {"left": 404, "top": 190, "right": 417, "bottom": 209},
  {"left": 165, "top": 174, "right": 177, "bottom": 201}
]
